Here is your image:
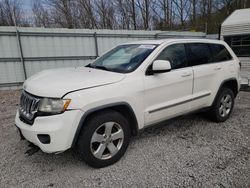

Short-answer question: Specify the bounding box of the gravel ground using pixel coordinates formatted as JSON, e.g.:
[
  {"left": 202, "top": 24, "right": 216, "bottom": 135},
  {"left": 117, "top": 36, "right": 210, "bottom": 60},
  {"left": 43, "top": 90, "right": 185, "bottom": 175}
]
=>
[{"left": 0, "top": 90, "right": 249, "bottom": 188}]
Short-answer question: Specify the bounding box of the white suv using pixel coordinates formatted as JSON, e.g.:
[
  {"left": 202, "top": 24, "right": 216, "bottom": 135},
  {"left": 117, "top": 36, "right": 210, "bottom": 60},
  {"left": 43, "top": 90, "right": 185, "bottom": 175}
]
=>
[{"left": 15, "top": 39, "right": 240, "bottom": 168}]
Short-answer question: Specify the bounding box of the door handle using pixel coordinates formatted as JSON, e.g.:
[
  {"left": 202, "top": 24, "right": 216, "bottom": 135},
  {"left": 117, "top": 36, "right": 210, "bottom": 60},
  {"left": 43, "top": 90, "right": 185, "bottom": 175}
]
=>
[
  {"left": 181, "top": 72, "right": 192, "bottom": 77},
  {"left": 214, "top": 67, "right": 221, "bottom": 70}
]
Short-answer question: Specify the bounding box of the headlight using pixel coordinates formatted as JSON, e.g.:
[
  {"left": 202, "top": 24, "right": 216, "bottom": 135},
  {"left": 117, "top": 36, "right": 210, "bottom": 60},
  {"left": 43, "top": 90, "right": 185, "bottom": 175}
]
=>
[{"left": 38, "top": 98, "right": 71, "bottom": 114}]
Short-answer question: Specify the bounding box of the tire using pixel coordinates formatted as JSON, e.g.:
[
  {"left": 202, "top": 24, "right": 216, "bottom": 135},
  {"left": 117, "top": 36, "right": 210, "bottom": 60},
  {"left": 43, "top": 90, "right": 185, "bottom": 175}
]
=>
[
  {"left": 76, "top": 110, "right": 131, "bottom": 168},
  {"left": 208, "top": 87, "right": 235, "bottom": 122}
]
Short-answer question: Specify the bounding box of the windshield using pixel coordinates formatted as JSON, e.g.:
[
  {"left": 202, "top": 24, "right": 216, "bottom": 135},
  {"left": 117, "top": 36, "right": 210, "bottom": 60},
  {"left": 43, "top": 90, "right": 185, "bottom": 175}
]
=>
[{"left": 87, "top": 44, "right": 158, "bottom": 73}]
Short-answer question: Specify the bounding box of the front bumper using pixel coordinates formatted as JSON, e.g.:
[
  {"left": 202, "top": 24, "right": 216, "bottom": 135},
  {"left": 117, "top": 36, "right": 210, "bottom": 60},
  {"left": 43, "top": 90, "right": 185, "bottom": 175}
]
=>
[{"left": 15, "top": 110, "right": 84, "bottom": 153}]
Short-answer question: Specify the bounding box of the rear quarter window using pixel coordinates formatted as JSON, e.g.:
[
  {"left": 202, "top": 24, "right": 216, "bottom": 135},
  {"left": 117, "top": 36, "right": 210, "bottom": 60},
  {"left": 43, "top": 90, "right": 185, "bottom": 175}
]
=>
[{"left": 209, "top": 44, "right": 232, "bottom": 62}]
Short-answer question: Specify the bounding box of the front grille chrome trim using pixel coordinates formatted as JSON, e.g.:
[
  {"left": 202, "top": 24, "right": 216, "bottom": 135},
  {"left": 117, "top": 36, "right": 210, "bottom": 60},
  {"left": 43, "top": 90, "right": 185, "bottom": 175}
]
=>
[{"left": 19, "top": 91, "right": 41, "bottom": 122}]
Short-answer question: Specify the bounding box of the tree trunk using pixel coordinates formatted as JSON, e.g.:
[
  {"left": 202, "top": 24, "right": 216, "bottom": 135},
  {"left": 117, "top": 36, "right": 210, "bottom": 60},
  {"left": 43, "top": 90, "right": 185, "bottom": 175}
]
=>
[{"left": 132, "top": 0, "right": 136, "bottom": 30}]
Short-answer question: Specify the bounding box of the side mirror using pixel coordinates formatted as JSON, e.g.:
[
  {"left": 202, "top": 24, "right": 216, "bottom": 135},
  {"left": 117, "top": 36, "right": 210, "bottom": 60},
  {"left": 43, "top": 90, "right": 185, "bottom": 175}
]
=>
[{"left": 148, "top": 60, "right": 171, "bottom": 75}]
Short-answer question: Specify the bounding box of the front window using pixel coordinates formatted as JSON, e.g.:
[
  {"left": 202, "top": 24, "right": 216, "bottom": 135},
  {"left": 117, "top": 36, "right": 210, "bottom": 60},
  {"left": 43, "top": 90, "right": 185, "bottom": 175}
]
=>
[
  {"left": 156, "top": 43, "right": 188, "bottom": 69},
  {"left": 87, "top": 44, "right": 157, "bottom": 73}
]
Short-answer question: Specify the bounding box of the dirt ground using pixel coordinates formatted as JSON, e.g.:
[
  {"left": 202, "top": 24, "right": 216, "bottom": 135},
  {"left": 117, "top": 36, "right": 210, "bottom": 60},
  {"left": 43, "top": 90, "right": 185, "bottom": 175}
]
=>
[{"left": 0, "top": 90, "right": 249, "bottom": 187}]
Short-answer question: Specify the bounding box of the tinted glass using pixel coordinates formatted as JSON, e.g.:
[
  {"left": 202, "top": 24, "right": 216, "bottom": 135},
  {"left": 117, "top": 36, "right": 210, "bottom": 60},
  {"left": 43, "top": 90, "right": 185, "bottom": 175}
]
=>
[
  {"left": 209, "top": 44, "right": 232, "bottom": 62},
  {"left": 187, "top": 43, "right": 212, "bottom": 66},
  {"left": 224, "top": 35, "right": 250, "bottom": 57},
  {"left": 156, "top": 44, "right": 188, "bottom": 69}
]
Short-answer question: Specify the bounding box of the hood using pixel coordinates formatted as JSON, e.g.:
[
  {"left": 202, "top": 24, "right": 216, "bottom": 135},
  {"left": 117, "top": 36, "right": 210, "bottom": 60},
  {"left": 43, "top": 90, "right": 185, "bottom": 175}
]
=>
[{"left": 24, "top": 67, "right": 125, "bottom": 98}]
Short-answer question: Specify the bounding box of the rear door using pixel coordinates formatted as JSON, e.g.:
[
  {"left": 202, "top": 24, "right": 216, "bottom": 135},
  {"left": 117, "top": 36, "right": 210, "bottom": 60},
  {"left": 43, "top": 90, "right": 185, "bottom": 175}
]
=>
[
  {"left": 209, "top": 43, "right": 235, "bottom": 82},
  {"left": 186, "top": 43, "right": 225, "bottom": 110}
]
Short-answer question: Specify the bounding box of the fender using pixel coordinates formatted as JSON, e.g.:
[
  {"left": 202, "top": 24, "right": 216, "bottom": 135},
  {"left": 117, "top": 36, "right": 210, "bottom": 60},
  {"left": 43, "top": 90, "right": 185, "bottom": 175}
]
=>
[
  {"left": 212, "top": 77, "right": 239, "bottom": 106},
  {"left": 71, "top": 102, "right": 139, "bottom": 147}
]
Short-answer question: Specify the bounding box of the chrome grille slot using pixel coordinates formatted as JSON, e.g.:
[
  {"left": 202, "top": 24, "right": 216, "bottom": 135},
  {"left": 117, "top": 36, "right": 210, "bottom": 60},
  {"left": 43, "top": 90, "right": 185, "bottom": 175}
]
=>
[{"left": 19, "top": 91, "right": 40, "bottom": 121}]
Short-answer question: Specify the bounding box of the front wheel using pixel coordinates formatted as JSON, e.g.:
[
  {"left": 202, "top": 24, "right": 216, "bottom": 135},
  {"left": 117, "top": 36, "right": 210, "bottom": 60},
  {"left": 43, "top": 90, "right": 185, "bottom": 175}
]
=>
[
  {"left": 76, "top": 110, "right": 130, "bottom": 168},
  {"left": 208, "top": 87, "right": 235, "bottom": 122}
]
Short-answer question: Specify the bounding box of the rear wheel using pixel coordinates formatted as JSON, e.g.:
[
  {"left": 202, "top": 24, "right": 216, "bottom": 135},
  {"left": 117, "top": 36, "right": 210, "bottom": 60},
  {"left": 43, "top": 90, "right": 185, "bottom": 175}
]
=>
[
  {"left": 76, "top": 110, "right": 130, "bottom": 168},
  {"left": 208, "top": 87, "right": 235, "bottom": 122}
]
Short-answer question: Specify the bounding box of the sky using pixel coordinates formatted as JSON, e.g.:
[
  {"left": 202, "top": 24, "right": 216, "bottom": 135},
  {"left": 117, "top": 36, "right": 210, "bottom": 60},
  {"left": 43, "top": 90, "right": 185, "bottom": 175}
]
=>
[
  {"left": 21, "top": 0, "right": 33, "bottom": 12},
  {"left": 20, "top": 0, "right": 34, "bottom": 22}
]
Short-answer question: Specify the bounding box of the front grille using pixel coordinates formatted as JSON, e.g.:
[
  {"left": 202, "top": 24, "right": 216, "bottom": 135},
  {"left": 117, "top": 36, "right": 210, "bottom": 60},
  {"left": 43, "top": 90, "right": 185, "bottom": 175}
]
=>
[{"left": 19, "top": 91, "right": 40, "bottom": 123}]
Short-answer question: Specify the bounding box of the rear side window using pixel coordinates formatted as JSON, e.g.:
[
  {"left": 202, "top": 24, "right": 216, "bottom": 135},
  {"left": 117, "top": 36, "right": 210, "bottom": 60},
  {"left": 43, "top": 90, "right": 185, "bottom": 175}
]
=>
[
  {"left": 186, "top": 43, "right": 212, "bottom": 66},
  {"left": 209, "top": 44, "right": 232, "bottom": 62},
  {"left": 156, "top": 43, "right": 188, "bottom": 69}
]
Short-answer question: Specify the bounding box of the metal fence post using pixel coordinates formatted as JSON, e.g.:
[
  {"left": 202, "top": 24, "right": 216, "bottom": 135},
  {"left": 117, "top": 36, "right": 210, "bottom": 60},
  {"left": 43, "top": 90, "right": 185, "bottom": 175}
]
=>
[
  {"left": 16, "top": 29, "right": 27, "bottom": 79},
  {"left": 94, "top": 32, "right": 99, "bottom": 57}
]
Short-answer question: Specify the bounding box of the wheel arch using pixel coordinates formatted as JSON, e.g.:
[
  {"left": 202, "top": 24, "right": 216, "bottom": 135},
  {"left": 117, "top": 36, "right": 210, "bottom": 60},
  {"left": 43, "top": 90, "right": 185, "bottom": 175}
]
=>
[
  {"left": 212, "top": 78, "right": 239, "bottom": 106},
  {"left": 71, "top": 102, "right": 139, "bottom": 147},
  {"left": 219, "top": 78, "right": 239, "bottom": 97}
]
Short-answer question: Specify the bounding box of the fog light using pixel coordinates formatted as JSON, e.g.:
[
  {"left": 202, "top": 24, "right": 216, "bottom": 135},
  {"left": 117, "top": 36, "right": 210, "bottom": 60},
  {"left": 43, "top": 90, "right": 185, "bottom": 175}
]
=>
[{"left": 37, "top": 134, "right": 50, "bottom": 144}]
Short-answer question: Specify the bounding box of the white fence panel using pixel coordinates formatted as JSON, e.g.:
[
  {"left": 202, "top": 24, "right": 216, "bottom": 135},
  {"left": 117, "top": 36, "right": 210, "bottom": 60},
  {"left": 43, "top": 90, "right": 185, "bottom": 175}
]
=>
[
  {"left": 0, "top": 26, "right": 205, "bottom": 88},
  {"left": 0, "top": 61, "right": 24, "bottom": 83},
  {"left": 24, "top": 59, "right": 92, "bottom": 77},
  {"left": 0, "top": 35, "right": 19, "bottom": 58}
]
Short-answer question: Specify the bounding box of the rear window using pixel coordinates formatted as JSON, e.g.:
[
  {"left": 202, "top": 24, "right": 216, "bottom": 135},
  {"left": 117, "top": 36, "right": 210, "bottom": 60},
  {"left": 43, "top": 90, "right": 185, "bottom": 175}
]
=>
[
  {"left": 209, "top": 44, "right": 232, "bottom": 62},
  {"left": 186, "top": 43, "right": 212, "bottom": 66}
]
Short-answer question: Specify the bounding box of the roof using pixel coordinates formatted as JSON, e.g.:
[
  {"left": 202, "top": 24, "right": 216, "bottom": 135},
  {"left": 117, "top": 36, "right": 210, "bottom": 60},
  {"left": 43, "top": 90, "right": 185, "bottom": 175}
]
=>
[
  {"left": 222, "top": 8, "right": 250, "bottom": 26},
  {"left": 123, "top": 38, "right": 223, "bottom": 45},
  {"left": 123, "top": 39, "right": 168, "bottom": 45}
]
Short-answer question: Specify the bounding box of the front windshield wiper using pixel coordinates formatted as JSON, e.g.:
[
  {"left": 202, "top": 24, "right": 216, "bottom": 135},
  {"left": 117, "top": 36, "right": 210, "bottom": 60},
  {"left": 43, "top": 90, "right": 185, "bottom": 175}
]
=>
[
  {"left": 94, "top": 66, "right": 110, "bottom": 71},
  {"left": 86, "top": 64, "right": 92, "bottom": 68},
  {"left": 86, "top": 64, "right": 110, "bottom": 71}
]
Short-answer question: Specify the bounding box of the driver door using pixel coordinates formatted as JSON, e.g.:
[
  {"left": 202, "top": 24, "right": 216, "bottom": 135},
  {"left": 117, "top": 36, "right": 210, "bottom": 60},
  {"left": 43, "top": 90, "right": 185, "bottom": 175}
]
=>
[{"left": 144, "top": 43, "right": 193, "bottom": 126}]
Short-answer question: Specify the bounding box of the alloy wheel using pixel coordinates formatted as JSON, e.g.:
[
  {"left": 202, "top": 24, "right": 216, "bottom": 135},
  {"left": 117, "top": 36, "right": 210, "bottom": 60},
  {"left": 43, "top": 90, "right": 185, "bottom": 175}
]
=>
[
  {"left": 219, "top": 94, "right": 232, "bottom": 117},
  {"left": 90, "top": 122, "right": 124, "bottom": 160}
]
